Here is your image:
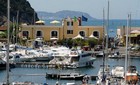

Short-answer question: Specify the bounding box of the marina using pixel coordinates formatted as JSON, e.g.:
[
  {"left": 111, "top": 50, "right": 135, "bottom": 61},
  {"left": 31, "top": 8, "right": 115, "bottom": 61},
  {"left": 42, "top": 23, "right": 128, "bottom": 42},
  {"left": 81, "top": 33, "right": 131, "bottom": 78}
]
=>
[
  {"left": 0, "top": 56, "right": 140, "bottom": 85},
  {"left": 0, "top": 0, "right": 140, "bottom": 84}
]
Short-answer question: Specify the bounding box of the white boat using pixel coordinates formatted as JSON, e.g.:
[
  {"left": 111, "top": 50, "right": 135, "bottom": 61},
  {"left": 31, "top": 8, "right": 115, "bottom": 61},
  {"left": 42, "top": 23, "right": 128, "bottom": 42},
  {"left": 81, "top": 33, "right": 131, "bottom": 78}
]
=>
[
  {"left": 111, "top": 66, "right": 124, "bottom": 78},
  {"left": 26, "top": 49, "right": 53, "bottom": 61},
  {"left": 97, "top": 65, "right": 111, "bottom": 81},
  {"left": 66, "top": 83, "right": 77, "bottom": 85},
  {"left": 59, "top": 72, "right": 85, "bottom": 80},
  {"left": 125, "top": 65, "right": 139, "bottom": 84},
  {"left": 95, "top": 51, "right": 104, "bottom": 57},
  {"left": 2, "top": 81, "right": 42, "bottom": 85},
  {"left": 3, "top": 51, "right": 35, "bottom": 63},
  {"left": 49, "top": 46, "right": 70, "bottom": 65},
  {"left": 49, "top": 47, "right": 96, "bottom": 68},
  {"left": 68, "top": 49, "right": 96, "bottom": 68},
  {"left": 46, "top": 72, "right": 85, "bottom": 80},
  {"left": 11, "top": 81, "right": 35, "bottom": 85},
  {"left": 108, "top": 50, "right": 120, "bottom": 59}
]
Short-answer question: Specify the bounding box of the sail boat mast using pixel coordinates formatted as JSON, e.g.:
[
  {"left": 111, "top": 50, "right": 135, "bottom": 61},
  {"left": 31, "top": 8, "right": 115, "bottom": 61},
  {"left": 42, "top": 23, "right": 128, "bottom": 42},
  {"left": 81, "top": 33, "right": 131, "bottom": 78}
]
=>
[
  {"left": 6, "top": 0, "right": 10, "bottom": 84},
  {"left": 128, "top": 13, "right": 131, "bottom": 66},
  {"left": 124, "top": 14, "right": 130, "bottom": 85},
  {"left": 105, "top": 0, "right": 109, "bottom": 65}
]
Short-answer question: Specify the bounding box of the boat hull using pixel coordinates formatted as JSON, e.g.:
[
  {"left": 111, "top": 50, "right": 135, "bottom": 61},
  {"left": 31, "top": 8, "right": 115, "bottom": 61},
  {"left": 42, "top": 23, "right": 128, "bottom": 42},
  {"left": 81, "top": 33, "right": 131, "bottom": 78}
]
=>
[
  {"left": 46, "top": 73, "right": 85, "bottom": 80},
  {"left": 0, "top": 64, "right": 6, "bottom": 70}
]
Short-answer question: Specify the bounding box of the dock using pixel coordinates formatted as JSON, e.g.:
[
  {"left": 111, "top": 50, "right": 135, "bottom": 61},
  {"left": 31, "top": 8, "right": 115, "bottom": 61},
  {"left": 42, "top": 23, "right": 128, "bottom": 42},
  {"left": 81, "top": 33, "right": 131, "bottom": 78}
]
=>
[{"left": 13, "top": 62, "right": 75, "bottom": 69}]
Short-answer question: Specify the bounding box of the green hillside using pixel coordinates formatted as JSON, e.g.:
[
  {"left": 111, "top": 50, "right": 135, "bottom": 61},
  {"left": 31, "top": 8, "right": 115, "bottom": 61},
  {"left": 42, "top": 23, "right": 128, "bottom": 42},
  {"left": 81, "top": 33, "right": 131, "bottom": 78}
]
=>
[{"left": 0, "top": 0, "right": 39, "bottom": 25}]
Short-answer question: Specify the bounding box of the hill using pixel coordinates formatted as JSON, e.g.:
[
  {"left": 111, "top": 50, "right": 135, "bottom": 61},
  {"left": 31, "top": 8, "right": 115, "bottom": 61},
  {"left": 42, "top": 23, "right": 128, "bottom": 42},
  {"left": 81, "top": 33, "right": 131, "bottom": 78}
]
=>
[
  {"left": 0, "top": 0, "right": 39, "bottom": 25},
  {"left": 37, "top": 10, "right": 96, "bottom": 20}
]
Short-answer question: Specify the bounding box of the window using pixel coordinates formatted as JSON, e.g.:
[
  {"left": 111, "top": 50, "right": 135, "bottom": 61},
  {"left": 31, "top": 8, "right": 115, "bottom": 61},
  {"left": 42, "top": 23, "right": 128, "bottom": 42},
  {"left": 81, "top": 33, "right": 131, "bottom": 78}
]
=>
[
  {"left": 67, "top": 21, "right": 73, "bottom": 26},
  {"left": 22, "top": 31, "right": 29, "bottom": 37},
  {"left": 71, "top": 22, "right": 73, "bottom": 26},
  {"left": 36, "top": 31, "right": 42, "bottom": 37},
  {"left": 67, "top": 22, "right": 70, "bottom": 26},
  {"left": 67, "top": 30, "right": 73, "bottom": 34},
  {"left": 93, "top": 31, "right": 99, "bottom": 38},
  {"left": 79, "top": 31, "right": 85, "bottom": 37},
  {"left": 51, "top": 31, "right": 58, "bottom": 37}
]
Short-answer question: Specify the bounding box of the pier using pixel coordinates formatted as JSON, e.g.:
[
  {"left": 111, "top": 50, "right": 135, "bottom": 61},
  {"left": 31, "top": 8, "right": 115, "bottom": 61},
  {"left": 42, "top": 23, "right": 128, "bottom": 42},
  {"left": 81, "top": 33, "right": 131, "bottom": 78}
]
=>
[{"left": 13, "top": 62, "right": 74, "bottom": 69}]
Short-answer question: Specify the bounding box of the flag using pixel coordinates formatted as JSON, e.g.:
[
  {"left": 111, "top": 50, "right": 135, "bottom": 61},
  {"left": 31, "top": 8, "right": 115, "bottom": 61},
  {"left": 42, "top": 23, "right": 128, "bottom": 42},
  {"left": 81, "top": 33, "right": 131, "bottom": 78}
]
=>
[
  {"left": 74, "top": 16, "right": 77, "bottom": 22},
  {"left": 82, "top": 15, "right": 88, "bottom": 21},
  {"left": 78, "top": 17, "right": 81, "bottom": 26}
]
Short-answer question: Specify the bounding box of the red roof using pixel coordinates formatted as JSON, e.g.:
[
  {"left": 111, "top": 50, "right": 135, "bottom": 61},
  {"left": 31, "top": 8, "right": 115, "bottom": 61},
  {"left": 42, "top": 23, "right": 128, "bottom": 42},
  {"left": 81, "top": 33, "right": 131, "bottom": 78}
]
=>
[{"left": 0, "top": 26, "right": 7, "bottom": 30}]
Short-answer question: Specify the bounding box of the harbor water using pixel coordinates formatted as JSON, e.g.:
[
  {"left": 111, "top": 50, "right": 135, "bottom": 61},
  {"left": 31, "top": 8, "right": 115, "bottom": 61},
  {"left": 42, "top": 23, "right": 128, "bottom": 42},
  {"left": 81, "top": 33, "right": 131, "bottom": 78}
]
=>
[{"left": 0, "top": 57, "right": 140, "bottom": 85}]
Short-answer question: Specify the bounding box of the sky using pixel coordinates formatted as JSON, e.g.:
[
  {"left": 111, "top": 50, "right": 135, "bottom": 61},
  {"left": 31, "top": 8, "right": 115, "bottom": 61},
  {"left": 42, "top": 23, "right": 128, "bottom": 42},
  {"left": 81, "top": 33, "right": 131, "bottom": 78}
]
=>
[{"left": 27, "top": 0, "right": 140, "bottom": 19}]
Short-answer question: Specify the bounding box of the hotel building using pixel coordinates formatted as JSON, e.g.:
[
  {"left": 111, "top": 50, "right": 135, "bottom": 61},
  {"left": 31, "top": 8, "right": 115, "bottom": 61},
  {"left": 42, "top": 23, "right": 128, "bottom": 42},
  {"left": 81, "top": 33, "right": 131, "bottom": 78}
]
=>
[{"left": 20, "top": 18, "right": 104, "bottom": 41}]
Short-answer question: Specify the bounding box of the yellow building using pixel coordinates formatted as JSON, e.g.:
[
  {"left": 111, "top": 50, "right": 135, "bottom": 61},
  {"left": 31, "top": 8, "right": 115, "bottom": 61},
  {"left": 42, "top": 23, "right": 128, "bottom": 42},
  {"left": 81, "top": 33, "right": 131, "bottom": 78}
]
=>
[
  {"left": 20, "top": 18, "right": 104, "bottom": 41},
  {"left": 117, "top": 26, "right": 140, "bottom": 45}
]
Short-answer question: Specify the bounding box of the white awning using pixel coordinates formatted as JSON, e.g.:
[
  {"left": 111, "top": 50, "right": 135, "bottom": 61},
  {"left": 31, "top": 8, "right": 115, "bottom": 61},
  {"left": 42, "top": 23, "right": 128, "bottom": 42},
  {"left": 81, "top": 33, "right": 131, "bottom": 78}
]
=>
[
  {"left": 73, "top": 34, "right": 84, "bottom": 39},
  {"left": 89, "top": 34, "right": 98, "bottom": 39}
]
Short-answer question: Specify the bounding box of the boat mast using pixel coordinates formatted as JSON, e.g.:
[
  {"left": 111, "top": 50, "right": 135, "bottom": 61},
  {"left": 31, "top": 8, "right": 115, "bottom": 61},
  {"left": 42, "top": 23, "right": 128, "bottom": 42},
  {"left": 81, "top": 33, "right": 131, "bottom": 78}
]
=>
[
  {"left": 16, "top": 10, "right": 19, "bottom": 44},
  {"left": 102, "top": 8, "right": 105, "bottom": 80},
  {"left": 128, "top": 13, "right": 131, "bottom": 66},
  {"left": 124, "top": 14, "right": 130, "bottom": 85},
  {"left": 105, "top": 0, "right": 109, "bottom": 66},
  {"left": 6, "top": 0, "right": 10, "bottom": 84}
]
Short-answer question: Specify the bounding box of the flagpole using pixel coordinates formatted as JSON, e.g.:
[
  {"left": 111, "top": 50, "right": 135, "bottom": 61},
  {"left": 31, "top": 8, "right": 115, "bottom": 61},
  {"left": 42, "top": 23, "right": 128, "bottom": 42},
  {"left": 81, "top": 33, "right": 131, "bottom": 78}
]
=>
[{"left": 6, "top": 0, "right": 10, "bottom": 84}]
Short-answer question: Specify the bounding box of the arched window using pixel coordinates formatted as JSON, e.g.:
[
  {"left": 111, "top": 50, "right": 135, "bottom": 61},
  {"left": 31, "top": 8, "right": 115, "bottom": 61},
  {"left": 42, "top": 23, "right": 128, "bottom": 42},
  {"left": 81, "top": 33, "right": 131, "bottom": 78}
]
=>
[
  {"left": 36, "top": 31, "right": 42, "bottom": 38},
  {"left": 22, "top": 31, "right": 29, "bottom": 38},
  {"left": 79, "top": 31, "right": 85, "bottom": 37},
  {"left": 51, "top": 31, "right": 58, "bottom": 38},
  {"left": 93, "top": 31, "right": 99, "bottom": 38}
]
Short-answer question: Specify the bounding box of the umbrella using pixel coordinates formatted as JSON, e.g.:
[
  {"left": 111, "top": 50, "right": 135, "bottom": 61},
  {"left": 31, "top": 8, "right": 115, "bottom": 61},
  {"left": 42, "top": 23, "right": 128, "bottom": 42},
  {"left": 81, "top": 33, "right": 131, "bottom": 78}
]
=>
[
  {"left": 35, "top": 38, "right": 43, "bottom": 42},
  {"left": 50, "top": 37, "right": 58, "bottom": 40},
  {"left": 73, "top": 34, "right": 84, "bottom": 39},
  {"left": 130, "top": 30, "right": 140, "bottom": 34},
  {"left": 50, "top": 20, "right": 60, "bottom": 25},
  {"left": 89, "top": 34, "right": 98, "bottom": 39},
  {"left": 35, "top": 20, "right": 45, "bottom": 25}
]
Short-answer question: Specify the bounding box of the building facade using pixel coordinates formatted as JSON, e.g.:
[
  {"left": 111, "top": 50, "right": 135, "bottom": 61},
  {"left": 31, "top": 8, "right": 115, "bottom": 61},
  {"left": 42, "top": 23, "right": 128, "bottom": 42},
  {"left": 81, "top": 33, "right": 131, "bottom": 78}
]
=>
[
  {"left": 117, "top": 26, "right": 140, "bottom": 45},
  {"left": 20, "top": 18, "right": 104, "bottom": 41}
]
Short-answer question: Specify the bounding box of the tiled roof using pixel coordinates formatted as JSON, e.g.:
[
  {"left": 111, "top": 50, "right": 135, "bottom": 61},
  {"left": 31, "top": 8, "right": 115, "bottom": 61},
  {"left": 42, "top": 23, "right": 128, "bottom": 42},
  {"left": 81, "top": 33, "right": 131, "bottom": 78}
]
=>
[{"left": 0, "top": 26, "right": 7, "bottom": 30}]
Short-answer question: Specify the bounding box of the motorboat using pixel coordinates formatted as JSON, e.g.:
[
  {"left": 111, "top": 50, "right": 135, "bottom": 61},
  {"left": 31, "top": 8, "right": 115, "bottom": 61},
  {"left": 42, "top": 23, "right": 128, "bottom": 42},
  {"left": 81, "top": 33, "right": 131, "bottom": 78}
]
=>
[
  {"left": 68, "top": 49, "right": 96, "bottom": 68},
  {"left": 11, "top": 81, "right": 35, "bottom": 85},
  {"left": 26, "top": 49, "right": 53, "bottom": 61},
  {"left": 96, "top": 65, "right": 111, "bottom": 85},
  {"left": 66, "top": 83, "right": 77, "bottom": 85},
  {"left": 111, "top": 66, "right": 124, "bottom": 78},
  {"left": 48, "top": 46, "right": 70, "bottom": 65},
  {"left": 46, "top": 72, "right": 85, "bottom": 80},
  {"left": 49, "top": 47, "right": 96, "bottom": 68},
  {"left": 108, "top": 50, "right": 120, "bottom": 59},
  {"left": 125, "top": 65, "right": 139, "bottom": 84},
  {"left": 95, "top": 51, "right": 104, "bottom": 57},
  {"left": 3, "top": 51, "right": 34, "bottom": 63},
  {"left": 59, "top": 72, "right": 85, "bottom": 80},
  {"left": 2, "top": 81, "right": 41, "bottom": 85}
]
